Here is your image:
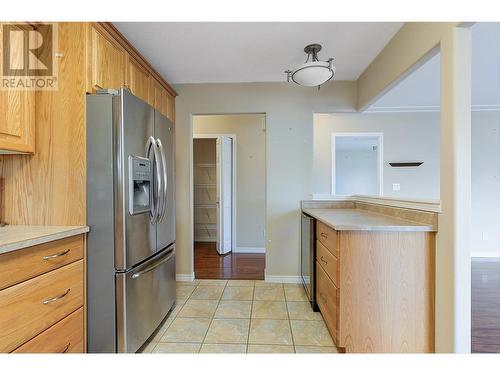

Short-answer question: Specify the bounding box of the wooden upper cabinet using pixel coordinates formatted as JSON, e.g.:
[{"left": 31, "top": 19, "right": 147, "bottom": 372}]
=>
[
  {"left": 0, "top": 80, "right": 35, "bottom": 153},
  {"left": 126, "top": 56, "right": 151, "bottom": 104},
  {"left": 0, "top": 23, "right": 35, "bottom": 153},
  {"left": 85, "top": 23, "right": 175, "bottom": 118},
  {"left": 87, "top": 24, "right": 125, "bottom": 92},
  {"left": 166, "top": 92, "right": 175, "bottom": 123},
  {"left": 150, "top": 77, "right": 167, "bottom": 117},
  {"left": 150, "top": 77, "right": 175, "bottom": 123}
]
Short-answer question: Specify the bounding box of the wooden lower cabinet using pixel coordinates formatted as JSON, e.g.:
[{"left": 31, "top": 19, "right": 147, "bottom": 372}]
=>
[
  {"left": 13, "top": 307, "right": 84, "bottom": 353},
  {"left": 0, "top": 260, "right": 83, "bottom": 352},
  {"left": 315, "top": 220, "right": 435, "bottom": 353},
  {"left": 316, "top": 261, "right": 339, "bottom": 345},
  {"left": 0, "top": 235, "right": 84, "bottom": 290},
  {"left": 0, "top": 234, "right": 85, "bottom": 353},
  {"left": 317, "top": 221, "right": 338, "bottom": 258},
  {"left": 317, "top": 240, "right": 338, "bottom": 287}
]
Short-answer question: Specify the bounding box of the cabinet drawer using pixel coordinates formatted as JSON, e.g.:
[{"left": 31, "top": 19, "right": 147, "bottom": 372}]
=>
[
  {"left": 13, "top": 307, "right": 84, "bottom": 353},
  {"left": 317, "top": 241, "right": 339, "bottom": 288},
  {"left": 317, "top": 221, "right": 338, "bottom": 257},
  {"left": 316, "top": 261, "right": 339, "bottom": 344},
  {"left": 0, "top": 235, "right": 84, "bottom": 291},
  {"left": 0, "top": 260, "right": 84, "bottom": 353}
]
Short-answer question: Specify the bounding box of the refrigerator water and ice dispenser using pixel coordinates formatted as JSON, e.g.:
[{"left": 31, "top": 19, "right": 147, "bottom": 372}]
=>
[{"left": 128, "top": 155, "right": 152, "bottom": 215}]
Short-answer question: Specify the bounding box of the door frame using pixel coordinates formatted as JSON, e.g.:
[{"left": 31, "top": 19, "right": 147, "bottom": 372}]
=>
[
  {"left": 193, "top": 133, "right": 237, "bottom": 252},
  {"left": 331, "top": 132, "right": 384, "bottom": 196}
]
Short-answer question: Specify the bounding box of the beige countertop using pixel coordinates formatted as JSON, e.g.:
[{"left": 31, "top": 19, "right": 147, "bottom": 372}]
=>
[
  {"left": 302, "top": 208, "right": 436, "bottom": 232},
  {"left": 0, "top": 225, "right": 89, "bottom": 255}
]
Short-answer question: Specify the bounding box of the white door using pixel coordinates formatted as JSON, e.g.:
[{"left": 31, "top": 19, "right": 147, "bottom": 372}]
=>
[{"left": 216, "top": 136, "right": 233, "bottom": 254}]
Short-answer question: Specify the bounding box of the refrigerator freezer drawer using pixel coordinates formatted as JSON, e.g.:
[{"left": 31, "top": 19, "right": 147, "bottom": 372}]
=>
[{"left": 116, "top": 245, "right": 176, "bottom": 353}]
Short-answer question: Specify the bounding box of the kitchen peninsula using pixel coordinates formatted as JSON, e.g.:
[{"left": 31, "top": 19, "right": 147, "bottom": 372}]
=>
[{"left": 302, "top": 199, "right": 437, "bottom": 353}]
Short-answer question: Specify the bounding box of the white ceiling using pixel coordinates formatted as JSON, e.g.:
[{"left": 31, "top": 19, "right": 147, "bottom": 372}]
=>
[
  {"left": 371, "top": 22, "right": 500, "bottom": 109},
  {"left": 114, "top": 22, "right": 402, "bottom": 84}
]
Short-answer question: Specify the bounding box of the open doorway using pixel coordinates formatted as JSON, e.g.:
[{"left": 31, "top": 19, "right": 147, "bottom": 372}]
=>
[
  {"left": 332, "top": 133, "right": 383, "bottom": 196},
  {"left": 192, "top": 114, "right": 266, "bottom": 280},
  {"left": 193, "top": 135, "right": 235, "bottom": 255}
]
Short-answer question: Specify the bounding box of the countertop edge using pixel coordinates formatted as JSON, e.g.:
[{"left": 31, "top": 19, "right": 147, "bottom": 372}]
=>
[
  {"left": 0, "top": 226, "right": 90, "bottom": 255},
  {"left": 302, "top": 208, "right": 437, "bottom": 232}
]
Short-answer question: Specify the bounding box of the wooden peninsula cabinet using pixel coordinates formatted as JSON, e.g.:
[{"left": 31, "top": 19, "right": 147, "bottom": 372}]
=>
[{"left": 306, "top": 207, "right": 436, "bottom": 353}]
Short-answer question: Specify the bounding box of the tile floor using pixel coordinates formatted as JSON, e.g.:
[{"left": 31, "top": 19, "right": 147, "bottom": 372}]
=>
[{"left": 139, "top": 279, "right": 339, "bottom": 354}]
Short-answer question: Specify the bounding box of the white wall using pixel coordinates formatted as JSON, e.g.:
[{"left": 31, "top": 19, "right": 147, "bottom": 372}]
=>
[
  {"left": 314, "top": 111, "right": 500, "bottom": 258},
  {"left": 314, "top": 112, "right": 441, "bottom": 200},
  {"left": 335, "top": 148, "right": 378, "bottom": 195},
  {"left": 174, "top": 82, "right": 357, "bottom": 278},
  {"left": 193, "top": 114, "right": 266, "bottom": 250},
  {"left": 471, "top": 111, "right": 500, "bottom": 257}
]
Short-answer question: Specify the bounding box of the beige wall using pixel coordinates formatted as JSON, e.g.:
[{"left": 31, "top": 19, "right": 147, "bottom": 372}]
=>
[
  {"left": 193, "top": 114, "right": 266, "bottom": 250},
  {"left": 174, "top": 22, "right": 473, "bottom": 352},
  {"left": 357, "top": 22, "right": 459, "bottom": 110},
  {"left": 174, "top": 82, "right": 356, "bottom": 279},
  {"left": 357, "top": 23, "right": 472, "bottom": 353},
  {"left": 314, "top": 112, "right": 441, "bottom": 200}
]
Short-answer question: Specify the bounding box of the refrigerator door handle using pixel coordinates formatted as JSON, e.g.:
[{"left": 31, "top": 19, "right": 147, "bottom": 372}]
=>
[
  {"left": 146, "top": 136, "right": 161, "bottom": 224},
  {"left": 156, "top": 138, "right": 168, "bottom": 223},
  {"left": 131, "top": 248, "right": 175, "bottom": 279}
]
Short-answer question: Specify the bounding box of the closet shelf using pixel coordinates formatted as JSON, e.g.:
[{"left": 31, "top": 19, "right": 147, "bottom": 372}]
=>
[
  {"left": 194, "top": 223, "right": 217, "bottom": 229},
  {"left": 194, "top": 203, "right": 217, "bottom": 208},
  {"left": 195, "top": 163, "right": 216, "bottom": 168},
  {"left": 194, "top": 183, "right": 216, "bottom": 187}
]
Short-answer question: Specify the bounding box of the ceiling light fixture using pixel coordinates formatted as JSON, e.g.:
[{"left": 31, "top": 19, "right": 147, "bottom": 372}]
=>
[{"left": 285, "top": 44, "right": 335, "bottom": 88}]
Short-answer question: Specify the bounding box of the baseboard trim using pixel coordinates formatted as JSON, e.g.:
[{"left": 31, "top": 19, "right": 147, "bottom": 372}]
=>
[
  {"left": 265, "top": 275, "right": 302, "bottom": 284},
  {"left": 234, "top": 247, "right": 266, "bottom": 254},
  {"left": 176, "top": 273, "right": 195, "bottom": 282},
  {"left": 471, "top": 253, "right": 500, "bottom": 258}
]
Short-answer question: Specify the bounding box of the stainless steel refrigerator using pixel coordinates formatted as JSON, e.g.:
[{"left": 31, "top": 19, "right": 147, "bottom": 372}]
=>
[{"left": 86, "top": 89, "right": 176, "bottom": 353}]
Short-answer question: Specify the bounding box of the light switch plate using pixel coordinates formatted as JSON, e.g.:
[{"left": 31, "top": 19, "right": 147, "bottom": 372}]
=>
[{"left": 392, "top": 183, "right": 401, "bottom": 191}]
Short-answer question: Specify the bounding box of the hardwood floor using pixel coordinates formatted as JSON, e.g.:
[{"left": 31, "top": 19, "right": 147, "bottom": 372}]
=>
[
  {"left": 194, "top": 242, "right": 265, "bottom": 280},
  {"left": 472, "top": 257, "right": 500, "bottom": 353}
]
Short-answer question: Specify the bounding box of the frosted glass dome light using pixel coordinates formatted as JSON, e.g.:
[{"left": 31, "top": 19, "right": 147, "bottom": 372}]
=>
[{"left": 285, "top": 44, "right": 335, "bottom": 88}]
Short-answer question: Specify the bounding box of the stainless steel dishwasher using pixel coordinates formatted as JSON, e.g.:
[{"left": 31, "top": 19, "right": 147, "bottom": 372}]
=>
[{"left": 301, "top": 212, "right": 319, "bottom": 311}]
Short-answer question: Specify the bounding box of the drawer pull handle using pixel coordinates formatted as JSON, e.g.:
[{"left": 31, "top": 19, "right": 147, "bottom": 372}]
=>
[
  {"left": 320, "top": 232, "right": 328, "bottom": 239},
  {"left": 61, "top": 343, "right": 71, "bottom": 353},
  {"left": 320, "top": 256, "right": 328, "bottom": 265},
  {"left": 42, "top": 289, "right": 70, "bottom": 305},
  {"left": 43, "top": 249, "right": 70, "bottom": 260}
]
